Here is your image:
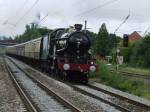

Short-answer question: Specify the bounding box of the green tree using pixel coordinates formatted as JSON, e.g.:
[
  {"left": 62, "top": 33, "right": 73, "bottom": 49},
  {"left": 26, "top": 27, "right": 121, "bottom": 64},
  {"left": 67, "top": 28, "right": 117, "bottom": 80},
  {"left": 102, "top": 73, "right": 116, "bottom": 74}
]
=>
[
  {"left": 0, "top": 36, "right": 13, "bottom": 40},
  {"left": 15, "top": 24, "right": 41, "bottom": 42},
  {"left": 109, "top": 34, "right": 122, "bottom": 48},
  {"left": 38, "top": 27, "right": 53, "bottom": 36},
  {"left": 130, "top": 34, "right": 150, "bottom": 68},
  {"left": 85, "top": 30, "right": 97, "bottom": 45},
  {"left": 94, "top": 23, "right": 111, "bottom": 57},
  {"left": 14, "top": 23, "right": 53, "bottom": 42}
]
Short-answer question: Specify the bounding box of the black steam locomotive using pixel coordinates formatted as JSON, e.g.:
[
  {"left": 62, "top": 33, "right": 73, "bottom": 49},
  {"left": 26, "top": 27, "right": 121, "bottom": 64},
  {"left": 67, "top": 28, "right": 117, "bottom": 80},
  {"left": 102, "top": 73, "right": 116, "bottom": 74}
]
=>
[{"left": 6, "top": 24, "right": 97, "bottom": 83}]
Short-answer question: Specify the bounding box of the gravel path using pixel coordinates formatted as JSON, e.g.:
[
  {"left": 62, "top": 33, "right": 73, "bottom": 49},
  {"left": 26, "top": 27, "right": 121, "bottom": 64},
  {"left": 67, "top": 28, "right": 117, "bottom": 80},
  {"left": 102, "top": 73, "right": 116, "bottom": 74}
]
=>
[
  {"left": 9, "top": 57, "right": 121, "bottom": 112},
  {"left": 0, "top": 57, "right": 26, "bottom": 112}
]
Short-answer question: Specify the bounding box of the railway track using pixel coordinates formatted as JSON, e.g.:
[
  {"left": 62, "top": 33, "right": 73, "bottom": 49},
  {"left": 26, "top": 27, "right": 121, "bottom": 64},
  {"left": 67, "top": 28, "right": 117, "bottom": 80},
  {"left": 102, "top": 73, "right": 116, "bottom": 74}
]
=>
[
  {"left": 87, "top": 83, "right": 150, "bottom": 108},
  {"left": 5, "top": 57, "right": 82, "bottom": 112},
  {"left": 6, "top": 56, "right": 150, "bottom": 112},
  {"left": 69, "top": 84, "right": 131, "bottom": 112},
  {"left": 69, "top": 83, "right": 150, "bottom": 112},
  {"left": 4, "top": 59, "right": 37, "bottom": 112},
  {"left": 48, "top": 75, "right": 150, "bottom": 111},
  {"left": 110, "top": 69, "right": 150, "bottom": 80},
  {"left": 120, "top": 70, "right": 150, "bottom": 80}
]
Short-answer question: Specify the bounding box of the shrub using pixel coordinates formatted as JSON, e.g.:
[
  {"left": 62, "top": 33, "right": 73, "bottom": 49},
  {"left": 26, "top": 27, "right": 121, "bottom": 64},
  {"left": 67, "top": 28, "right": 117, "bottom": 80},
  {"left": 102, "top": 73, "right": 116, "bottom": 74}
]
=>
[
  {"left": 95, "top": 59, "right": 150, "bottom": 100},
  {"left": 130, "top": 34, "right": 150, "bottom": 68},
  {"left": 120, "top": 47, "right": 130, "bottom": 62}
]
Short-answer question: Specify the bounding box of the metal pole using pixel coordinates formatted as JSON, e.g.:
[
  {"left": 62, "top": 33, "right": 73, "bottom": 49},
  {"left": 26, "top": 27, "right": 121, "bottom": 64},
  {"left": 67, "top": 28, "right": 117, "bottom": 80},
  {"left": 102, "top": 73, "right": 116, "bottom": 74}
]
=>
[
  {"left": 84, "top": 20, "right": 87, "bottom": 33},
  {"left": 114, "top": 13, "right": 130, "bottom": 72}
]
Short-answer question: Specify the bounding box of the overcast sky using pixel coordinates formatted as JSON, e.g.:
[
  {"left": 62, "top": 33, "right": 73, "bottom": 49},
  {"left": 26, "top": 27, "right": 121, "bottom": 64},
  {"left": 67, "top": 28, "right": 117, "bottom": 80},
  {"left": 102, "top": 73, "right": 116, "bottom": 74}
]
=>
[{"left": 0, "top": 0, "right": 150, "bottom": 38}]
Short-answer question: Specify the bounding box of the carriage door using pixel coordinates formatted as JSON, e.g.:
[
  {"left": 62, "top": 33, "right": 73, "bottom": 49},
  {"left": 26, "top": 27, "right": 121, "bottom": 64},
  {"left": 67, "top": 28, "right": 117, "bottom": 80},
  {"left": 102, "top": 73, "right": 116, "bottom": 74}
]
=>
[{"left": 41, "top": 36, "right": 49, "bottom": 60}]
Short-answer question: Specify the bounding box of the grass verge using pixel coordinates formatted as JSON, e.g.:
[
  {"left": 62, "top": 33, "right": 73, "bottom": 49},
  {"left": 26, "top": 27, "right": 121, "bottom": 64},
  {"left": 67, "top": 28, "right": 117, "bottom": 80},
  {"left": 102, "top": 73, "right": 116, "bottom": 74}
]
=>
[{"left": 89, "top": 59, "right": 150, "bottom": 100}]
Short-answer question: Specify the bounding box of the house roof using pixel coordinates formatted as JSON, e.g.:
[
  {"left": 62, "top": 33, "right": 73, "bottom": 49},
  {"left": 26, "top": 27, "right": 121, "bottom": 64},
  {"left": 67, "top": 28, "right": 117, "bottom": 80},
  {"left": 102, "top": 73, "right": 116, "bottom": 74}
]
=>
[{"left": 128, "top": 31, "right": 142, "bottom": 42}]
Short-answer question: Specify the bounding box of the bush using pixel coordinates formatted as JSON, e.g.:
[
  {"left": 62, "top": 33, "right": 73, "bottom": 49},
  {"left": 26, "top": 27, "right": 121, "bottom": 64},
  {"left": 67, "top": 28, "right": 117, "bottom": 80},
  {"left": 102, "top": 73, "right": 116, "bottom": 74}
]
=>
[
  {"left": 95, "top": 59, "right": 150, "bottom": 100},
  {"left": 130, "top": 34, "right": 150, "bottom": 68},
  {"left": 120, "top": 46, "right": 134, "bottom": 63},
  {"left": 96, "top": 59, "right": 124, "bottom": 88},
  {"left": 120, "top": 47, "right": 130, "bottom": 63}
]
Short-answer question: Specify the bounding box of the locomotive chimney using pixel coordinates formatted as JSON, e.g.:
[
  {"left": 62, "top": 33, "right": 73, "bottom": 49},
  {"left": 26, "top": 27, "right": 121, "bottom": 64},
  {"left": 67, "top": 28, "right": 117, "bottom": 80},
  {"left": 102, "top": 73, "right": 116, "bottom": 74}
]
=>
[{"left": 74, "top": 24, "right": 82, "bottom": 31}]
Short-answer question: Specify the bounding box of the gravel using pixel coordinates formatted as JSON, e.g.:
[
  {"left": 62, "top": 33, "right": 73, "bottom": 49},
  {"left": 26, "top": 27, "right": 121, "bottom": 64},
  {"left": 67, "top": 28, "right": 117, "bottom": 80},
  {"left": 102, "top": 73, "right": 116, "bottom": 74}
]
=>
[
  {"left": 0, "top": 57, "right": 26, "bottom": 112},
  {"left": 9, "top": 57, "right": 122, "bottom": 112},
  {"left": 6, "top": 58, "right": 71, "bottom": 112},
  {"left": 90, "top": 81, "right": 150, "bottom": 107},
  {"left": 75, "top": 85, "right": 148, "bottom": 112},
  {"left": 25, "top": 69, "right": 121, "bottom": 112}
]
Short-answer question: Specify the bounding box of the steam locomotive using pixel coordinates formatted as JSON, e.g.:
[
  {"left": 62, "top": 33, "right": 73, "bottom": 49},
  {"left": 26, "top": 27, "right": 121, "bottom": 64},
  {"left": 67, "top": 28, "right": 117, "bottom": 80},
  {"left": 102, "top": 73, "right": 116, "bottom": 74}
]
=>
[{"left": 6, "top": 24, "right": 97, "bottom": 83}]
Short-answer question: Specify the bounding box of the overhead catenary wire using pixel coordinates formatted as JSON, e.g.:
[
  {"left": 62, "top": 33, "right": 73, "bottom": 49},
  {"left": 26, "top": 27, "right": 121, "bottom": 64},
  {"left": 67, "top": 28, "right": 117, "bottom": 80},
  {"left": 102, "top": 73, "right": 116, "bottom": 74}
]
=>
[
  {"left": 52, "top": 0, "right": 120, "bottom": 29},
  {"left": 0, "top": 0, "right": 39, "bottom": 37},
  {"left": 3, "top": 0, "right": 28, "bottom": 26},
  {"left": 38, "top": 13, "right": 49, "bottom": 24},
  {"left": 2, "top": 0, "right": 121, "bottom": 37},
  {"left": 75, "top": 0, "right": 120, "bottom": 17},
  {"left": 143, "top": 26, "right": 150, "bottom": 36},
  {"left": 114, "top": 12, "right": 130, "bottom": 72},
  {"left": 14, "top": 0, "right": 39, "bottom": 26},
  {"left": 19, "top": 0, "right": 86, "bottom": 27},
  {"left": 114, "top": 12, "right": 130, "bottom": 34},
  {"left": 1, "top": 0, "right": 28, "bottom": 34}
]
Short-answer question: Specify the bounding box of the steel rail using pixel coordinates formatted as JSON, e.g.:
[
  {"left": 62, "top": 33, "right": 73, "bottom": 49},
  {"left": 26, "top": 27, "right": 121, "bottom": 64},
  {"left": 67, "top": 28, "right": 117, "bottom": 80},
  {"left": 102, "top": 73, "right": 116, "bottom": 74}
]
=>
[
  {"left": 68, "top": 84, "right": 131, "bottom": 112},
  {"left": 7, "top": 56, "right": 150, "bottom": 111},
  {"left": 7, "top": 57, "right": 82, "bottom": 112},
  {"left": 87, "top": 83, "right": 150, "bottom": 109},
  {"left": 4, "top": 59, "right": 38, "bottom": 112}
]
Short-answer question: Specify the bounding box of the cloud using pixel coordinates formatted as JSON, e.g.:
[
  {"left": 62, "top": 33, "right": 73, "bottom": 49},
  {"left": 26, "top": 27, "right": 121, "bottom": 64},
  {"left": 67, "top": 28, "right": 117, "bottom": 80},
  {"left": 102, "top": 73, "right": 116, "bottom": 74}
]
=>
[{"left": 0, "top": 0, "right": 150, "bottom": 37}]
